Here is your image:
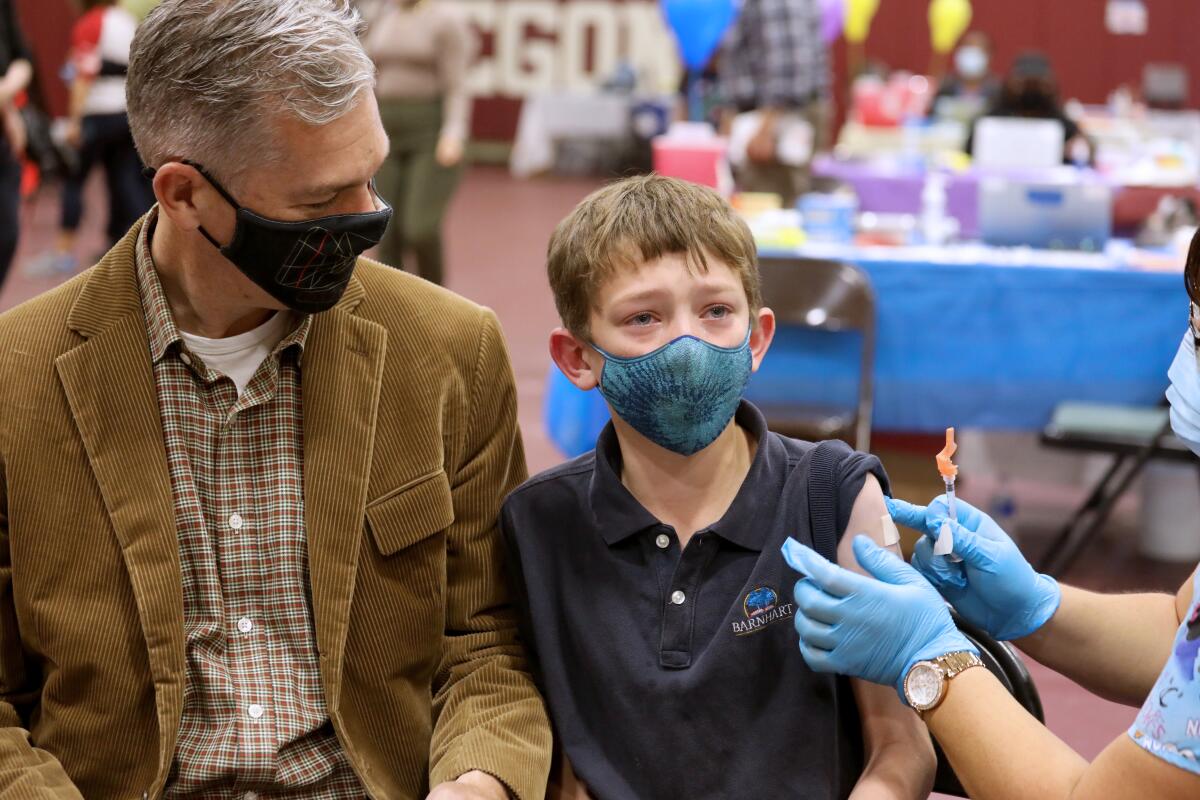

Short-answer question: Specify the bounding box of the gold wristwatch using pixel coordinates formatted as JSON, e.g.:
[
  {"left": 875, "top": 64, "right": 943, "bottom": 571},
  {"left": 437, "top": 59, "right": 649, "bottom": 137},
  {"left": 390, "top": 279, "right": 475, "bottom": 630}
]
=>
[{"left": 902, "top": 650, "right": 984, "bottom": 713}]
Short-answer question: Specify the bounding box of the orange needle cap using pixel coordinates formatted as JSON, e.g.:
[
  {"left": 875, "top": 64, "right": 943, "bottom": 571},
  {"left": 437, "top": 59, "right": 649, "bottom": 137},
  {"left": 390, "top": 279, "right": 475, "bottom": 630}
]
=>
[{"left": 936, "top": 427, "right": 958, "bottom": 479}]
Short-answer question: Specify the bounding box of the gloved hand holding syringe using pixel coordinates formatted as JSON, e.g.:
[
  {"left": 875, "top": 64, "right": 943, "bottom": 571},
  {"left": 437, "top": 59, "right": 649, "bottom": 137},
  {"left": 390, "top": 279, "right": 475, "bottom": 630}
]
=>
[{"left": 874, "top": 427, "right": 962, "bottom": 561}]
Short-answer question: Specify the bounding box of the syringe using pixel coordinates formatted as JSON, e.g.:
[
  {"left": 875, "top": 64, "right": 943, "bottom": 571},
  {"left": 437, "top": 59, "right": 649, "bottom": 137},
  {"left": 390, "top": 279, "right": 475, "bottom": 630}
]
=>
[{"left": 935, "top": 427, "right": 962, "bottom": 562}]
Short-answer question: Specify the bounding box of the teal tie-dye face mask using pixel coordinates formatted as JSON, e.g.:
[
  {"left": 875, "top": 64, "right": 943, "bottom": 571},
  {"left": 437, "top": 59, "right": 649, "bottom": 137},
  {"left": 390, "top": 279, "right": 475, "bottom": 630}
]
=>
[{"left": 593, "top": 331, "right": 753, "bottom": 456}]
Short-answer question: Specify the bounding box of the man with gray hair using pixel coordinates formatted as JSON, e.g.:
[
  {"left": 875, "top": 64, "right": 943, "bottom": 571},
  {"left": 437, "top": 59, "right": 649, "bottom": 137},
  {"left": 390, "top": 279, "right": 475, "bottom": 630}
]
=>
[{"left": 0, "top": 1, "right": 550, "bottom": 798}]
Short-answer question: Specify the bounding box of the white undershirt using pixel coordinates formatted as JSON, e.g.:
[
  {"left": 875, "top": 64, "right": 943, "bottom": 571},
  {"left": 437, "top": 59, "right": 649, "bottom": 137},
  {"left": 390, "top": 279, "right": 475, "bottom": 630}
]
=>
[{"left": 179, "top": 312, "right": 294, "bottom": 397}]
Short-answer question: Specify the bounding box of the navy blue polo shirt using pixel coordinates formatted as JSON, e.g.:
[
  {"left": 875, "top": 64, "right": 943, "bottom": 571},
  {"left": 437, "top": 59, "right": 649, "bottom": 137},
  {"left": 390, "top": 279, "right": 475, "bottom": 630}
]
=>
[{"left": 501, "top": 401, "right": 890, "bottom": 799}]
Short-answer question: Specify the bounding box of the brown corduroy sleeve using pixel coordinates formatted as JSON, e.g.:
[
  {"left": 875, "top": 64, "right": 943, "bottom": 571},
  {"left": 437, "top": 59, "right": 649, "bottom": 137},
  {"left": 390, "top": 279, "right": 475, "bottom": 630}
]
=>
[
  {"left": 0, "top": 454, "right": 84, "bottom": 798},
  {"left": 427, "top": 309, "right": 552, "bottom": 798}
]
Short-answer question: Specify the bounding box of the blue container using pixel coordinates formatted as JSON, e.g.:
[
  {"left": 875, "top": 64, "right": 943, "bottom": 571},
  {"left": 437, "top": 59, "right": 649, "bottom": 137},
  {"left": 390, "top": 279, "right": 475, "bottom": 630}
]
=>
[{"left": 799, "top": 192, "right": 858, "bottom": 243}]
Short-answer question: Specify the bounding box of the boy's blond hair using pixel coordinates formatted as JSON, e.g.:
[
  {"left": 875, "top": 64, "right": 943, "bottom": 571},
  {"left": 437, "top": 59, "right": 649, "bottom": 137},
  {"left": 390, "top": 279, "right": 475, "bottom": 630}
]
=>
[{"left": 547, "top": 175, "right": 761, "bottom": 337}]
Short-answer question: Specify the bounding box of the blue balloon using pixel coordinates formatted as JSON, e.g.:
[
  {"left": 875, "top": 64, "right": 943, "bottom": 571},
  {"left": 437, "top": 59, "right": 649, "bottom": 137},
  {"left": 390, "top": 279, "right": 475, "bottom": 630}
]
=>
[{"left": 662, "top": 0, "right": 739, "bottom": 71}]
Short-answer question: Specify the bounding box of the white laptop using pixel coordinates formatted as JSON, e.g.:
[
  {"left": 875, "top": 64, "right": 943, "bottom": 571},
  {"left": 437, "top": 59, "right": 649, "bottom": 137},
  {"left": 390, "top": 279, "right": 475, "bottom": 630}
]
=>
[{"left": 973, "top": 117, "right": 1065, "bottom": 170}]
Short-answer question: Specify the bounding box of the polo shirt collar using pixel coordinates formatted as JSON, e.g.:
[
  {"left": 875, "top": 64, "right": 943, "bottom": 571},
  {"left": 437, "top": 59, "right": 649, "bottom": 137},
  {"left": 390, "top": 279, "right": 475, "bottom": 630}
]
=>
[
  {"left": 589, "top": 401, "right": 784, "bottom": 550},
  {"left": 590, "top": 421, "right": 662, "bottom": 545}
]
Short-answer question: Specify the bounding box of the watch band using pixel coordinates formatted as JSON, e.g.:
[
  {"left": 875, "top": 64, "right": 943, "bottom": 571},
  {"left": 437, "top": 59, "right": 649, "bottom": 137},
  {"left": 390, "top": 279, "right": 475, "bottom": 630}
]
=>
[{"left": 932, "top": 650, "right": 984, "bottom": 680}]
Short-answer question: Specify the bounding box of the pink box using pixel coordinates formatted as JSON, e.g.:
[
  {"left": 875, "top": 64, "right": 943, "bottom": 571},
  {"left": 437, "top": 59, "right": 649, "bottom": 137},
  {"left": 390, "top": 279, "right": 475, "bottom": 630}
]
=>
[{"left": 652, "top": 136, "right": 727, "bottom": 189}]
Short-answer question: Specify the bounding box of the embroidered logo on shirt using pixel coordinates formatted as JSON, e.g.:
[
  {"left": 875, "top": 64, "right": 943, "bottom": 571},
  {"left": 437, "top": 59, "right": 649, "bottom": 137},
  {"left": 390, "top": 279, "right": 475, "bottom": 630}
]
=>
[{"left": 731, "top": 585, "right": 795, "bottom": 636}]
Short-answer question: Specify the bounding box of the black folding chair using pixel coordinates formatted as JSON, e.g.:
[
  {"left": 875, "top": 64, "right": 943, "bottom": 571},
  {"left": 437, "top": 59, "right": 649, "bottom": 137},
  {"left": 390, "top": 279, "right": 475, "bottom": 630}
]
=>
[
  {"left": 1035, "top": 401, "right": 1196, "bottom": 577},
  {"left": 753, "top": 257, "right": 876, "bottom": 450}
]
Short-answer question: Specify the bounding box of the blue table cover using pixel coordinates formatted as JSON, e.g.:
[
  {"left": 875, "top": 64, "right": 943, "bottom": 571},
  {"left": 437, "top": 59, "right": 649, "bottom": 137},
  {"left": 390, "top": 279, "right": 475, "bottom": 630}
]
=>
[{"left": 544, "top": 244, "right": 1184, "bottom": 458}]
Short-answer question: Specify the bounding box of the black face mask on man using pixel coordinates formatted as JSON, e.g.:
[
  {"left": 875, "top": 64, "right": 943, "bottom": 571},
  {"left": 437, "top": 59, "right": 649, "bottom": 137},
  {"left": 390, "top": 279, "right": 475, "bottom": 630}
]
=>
[{"left": 153, "top": 160, "right": 393, "bottom": 315}]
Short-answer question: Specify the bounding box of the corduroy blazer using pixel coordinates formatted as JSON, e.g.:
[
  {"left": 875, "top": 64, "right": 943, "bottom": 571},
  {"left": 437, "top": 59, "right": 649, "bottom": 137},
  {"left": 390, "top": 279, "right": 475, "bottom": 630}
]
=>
[{"left": 0, "top": 219, "right": 552, "bottom": 799}]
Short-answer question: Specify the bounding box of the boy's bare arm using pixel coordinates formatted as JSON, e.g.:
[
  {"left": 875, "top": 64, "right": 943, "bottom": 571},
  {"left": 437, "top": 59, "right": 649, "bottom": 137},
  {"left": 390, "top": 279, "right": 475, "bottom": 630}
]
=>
[
  {"left": 547, "top": 752, "right": 592, "bottom": 800},
  {"left": 839, "top": 475, "right": 936, "bottom": 799}
]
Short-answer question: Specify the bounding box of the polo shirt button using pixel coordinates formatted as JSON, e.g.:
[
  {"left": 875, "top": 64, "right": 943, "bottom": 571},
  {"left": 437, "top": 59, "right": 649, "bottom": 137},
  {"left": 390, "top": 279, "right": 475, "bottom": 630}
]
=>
[
  {"left": 247, "top": 703, "right": 265, "bottom": 720},
  {"left": 655, "top": 533, "right": 670, "bottom": 549},
  {"left": 670, "top": 590, "right": 686, "bottom": 605}
]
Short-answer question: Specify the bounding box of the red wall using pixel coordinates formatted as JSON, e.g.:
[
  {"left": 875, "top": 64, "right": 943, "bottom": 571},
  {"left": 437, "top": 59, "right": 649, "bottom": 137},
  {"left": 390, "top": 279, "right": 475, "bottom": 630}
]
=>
[
  {"left": 16, "top": 0, "right": 1200, "bottom": 134},
  {"left": 15, "top": 0, "right": 74, "bottom": 115},
  {"left": 835, "top": 0, "right": 1200, "bottom": 106}
]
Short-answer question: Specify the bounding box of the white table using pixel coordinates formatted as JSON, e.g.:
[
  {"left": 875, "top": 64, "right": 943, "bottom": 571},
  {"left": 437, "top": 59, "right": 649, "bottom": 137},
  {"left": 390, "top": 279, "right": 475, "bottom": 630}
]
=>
[{"left": 509, "top": 90, "right": 672, "bottom": 177}]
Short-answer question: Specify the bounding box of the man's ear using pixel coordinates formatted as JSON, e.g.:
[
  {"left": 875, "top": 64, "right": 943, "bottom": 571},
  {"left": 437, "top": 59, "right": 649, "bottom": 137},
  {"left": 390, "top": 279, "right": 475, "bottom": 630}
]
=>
[
  {"left": 550, "top": 327, "right": 602, "bottom": 391},
  {"left": 749, "top": 307, "right": 776, "bottom": 372},
  {"left": 152, "top": 161, "right": 216, "bottom": 234}
]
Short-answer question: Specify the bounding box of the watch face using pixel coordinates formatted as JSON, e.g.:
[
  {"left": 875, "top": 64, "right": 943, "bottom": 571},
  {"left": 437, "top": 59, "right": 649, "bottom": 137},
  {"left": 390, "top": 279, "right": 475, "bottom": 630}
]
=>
[{"left": 905, "top": 663, "right": 944, "bottom": 710}]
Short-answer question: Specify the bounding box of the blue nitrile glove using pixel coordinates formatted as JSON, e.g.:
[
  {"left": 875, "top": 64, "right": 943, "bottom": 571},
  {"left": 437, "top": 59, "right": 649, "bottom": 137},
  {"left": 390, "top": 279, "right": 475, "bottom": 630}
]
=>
[
  {"left": 781, "top": 535, "right": 977, "bottom": 702},
  {"left": 887, "top": 495, "right": 1062, "bottom": 641}
]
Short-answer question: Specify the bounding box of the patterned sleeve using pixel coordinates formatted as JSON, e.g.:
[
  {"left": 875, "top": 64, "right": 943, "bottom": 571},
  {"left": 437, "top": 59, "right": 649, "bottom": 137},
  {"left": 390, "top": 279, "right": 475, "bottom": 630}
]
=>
[
  {"left": 1128, "top": 571, "right": 1200, "bottom": 775},
  {"left": 757, "top": 0, "right": 826, "bottom": 108},
  {"left": 716, "top": 0, "right": 755, "bottom": 110}
]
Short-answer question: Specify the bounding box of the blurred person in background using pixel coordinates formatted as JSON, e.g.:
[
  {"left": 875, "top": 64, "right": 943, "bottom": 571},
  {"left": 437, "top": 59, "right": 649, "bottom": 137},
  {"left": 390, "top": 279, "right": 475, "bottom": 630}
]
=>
[
  {"left": 363, "top": 0, "right": 471, "bottom": 286},
  {"left": 968, "top": 50, "right": 1093, "bottom": 164},
  {"left": 717, "top": 0, "right": 830, "bottom": 205},
  {"left": 0, "top": 0, "right": 31, "bottom": 292},
  {"left": 28, "top": 0, "right": 153, "bottom": 277},
  {"left": 930, "top": 30, "right": 1000, "bottom": 125}
]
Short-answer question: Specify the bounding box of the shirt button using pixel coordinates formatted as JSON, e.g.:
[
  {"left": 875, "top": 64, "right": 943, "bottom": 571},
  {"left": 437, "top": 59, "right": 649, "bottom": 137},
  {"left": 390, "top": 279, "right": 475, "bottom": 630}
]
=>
[
  {"left": 247, "top": 703, "right": 265, "bottom": 720},
  {"left": 244, "top": 793, "right": 258, "bottom": 800},
  {"left": 179, "top": 352, "right": 192, "bottom": 366},
  {"left": 670, "top": 590, "right": 686, "bottom": 605},
  {"left": 229, "top": 513, "right": 244, "bottom": 531},
  {"left": 237, "top": 617, "right": 253, "bottom": 634},
  {"left": 655, "top": 533, "right": 670, "bottom": 549}
]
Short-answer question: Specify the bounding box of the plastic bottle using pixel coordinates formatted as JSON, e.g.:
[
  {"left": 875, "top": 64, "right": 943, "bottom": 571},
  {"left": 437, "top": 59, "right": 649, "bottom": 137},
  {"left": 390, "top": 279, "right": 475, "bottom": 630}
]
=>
[
  {"left": 900, "top": 116, "right": 925, "bottom": 173},
  {"left": 921, "top": 171, "right": 949, "bottom": 246}
]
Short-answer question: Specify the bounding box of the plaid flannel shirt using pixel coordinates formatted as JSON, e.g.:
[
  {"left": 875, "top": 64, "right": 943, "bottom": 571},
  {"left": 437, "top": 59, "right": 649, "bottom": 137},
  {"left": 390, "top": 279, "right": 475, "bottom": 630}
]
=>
[
  {"left": 718, "top": 0, "right": 830, "bottom": 111},
  {"left": 136, "top": 213, "right": 365, "bottom": 798}
]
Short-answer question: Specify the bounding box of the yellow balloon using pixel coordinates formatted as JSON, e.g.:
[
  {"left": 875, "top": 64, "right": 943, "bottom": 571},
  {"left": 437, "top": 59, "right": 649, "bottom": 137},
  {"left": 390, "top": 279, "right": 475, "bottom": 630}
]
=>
[
  {"left": 120, "top": 0, "right": 161, "bottom": 20},
  {"left": 929, "top": 0, "right": 973, "bottom": 54},
  {"left": 845, "top": 0, "right": 881, "bottom": 44}
]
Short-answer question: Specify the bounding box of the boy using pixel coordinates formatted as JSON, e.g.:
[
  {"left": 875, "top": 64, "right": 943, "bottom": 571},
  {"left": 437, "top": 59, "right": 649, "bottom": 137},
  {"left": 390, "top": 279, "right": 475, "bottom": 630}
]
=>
[{"left": 502, "top": 175, "right": 935, "bottom": 798}]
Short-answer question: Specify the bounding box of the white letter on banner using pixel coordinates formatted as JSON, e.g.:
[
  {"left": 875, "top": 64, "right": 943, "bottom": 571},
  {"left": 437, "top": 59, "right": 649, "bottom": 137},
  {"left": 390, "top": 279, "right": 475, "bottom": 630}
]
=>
[
  {"left": 498, "top": 1, "right": 559, "bottom": 97},
  {"left": 559, "top": 1, "right": 619, "bottom": 91}
]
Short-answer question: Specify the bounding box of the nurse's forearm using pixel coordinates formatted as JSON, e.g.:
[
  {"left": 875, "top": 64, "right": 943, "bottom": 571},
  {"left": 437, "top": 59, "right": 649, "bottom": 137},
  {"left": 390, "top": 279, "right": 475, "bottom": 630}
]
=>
[
  {"left": 1015, "top": 585, "right": 1177, "bottom": 706},
  {"left": 926, "top": 667, "right": 1088, "bottom": 800}
]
